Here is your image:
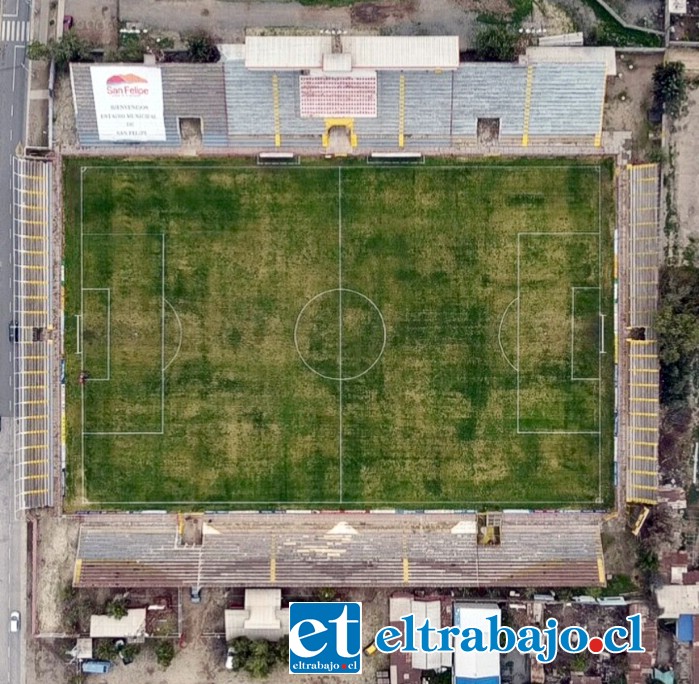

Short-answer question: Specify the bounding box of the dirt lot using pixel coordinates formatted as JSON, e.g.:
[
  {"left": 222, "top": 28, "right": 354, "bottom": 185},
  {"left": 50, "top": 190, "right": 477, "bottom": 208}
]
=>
[
  {"left": 35, "top": 514, "right": 80, "bottom": 635},
  {"left": 604, "top": 51, "right": 663, "bottom": 162},
  {"left": 671, "top": 87, "right": 699, "bottom": 254}
]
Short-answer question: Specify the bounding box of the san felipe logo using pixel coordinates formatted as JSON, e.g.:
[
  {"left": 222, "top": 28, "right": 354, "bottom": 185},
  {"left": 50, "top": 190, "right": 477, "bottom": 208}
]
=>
[{"left": 106, "top": 73, "right": 150, "bottom": 96}]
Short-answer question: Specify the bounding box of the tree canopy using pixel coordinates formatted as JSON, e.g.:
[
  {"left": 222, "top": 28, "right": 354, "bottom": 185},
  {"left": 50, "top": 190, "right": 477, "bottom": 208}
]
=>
[
  {"left": 27, "top": 32, "right": 92, "bottom": 71},
  {"left": 474, "top": 25, "right": 519, "bottom": 62},
  {"left": 652, "top": 61, "right": 689, "bottom": 119},
  {"left": 185, "top": 29, "right": 220, "bottom": 63}
]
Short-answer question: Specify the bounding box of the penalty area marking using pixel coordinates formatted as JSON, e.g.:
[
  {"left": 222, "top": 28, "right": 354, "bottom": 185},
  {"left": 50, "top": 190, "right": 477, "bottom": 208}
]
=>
[
  {"left": 162, "top": 299, "right": 183, "bottom": 372},
  {"left": 517, "top": 232, "right": 603, "bottom": 435},
  {"left": 498, "top": 297, "right": 519, "bottom": 372}
]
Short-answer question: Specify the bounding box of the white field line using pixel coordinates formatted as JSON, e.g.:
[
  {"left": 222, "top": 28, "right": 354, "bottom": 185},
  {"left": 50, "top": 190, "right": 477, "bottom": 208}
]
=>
[
  {"left": 80, "top": 167, "right": 86, "bottom": 502},
  {"left": 80, "top": 220, "right": 165, "bottom": 439},
  {"left": 338, "top": 167, "right": 343, "bottom": 503},
  {"left": 597, "top": 165, "right": 603, "bottom": 503},
  {"left": 570, "top": 286, "right": 601, "bottom": 382},
  {"left": 87, "top": 497, "right": 602, "bottom": 506},
  {"left": 161, "top": 233, "right": 165, "bottom": 434},
  {"left": 516, "top": 234, "right": 520, "bottom": 431},
  {"left": 75, "top": 314, "right": 81, "bottom": 355},
  {"left": 82, "top": 288, "right": 111, "bottom": 381},
  {"left": 498, "top": 297, "right": 519, "bottom": 372},
  {"left": 162, "top": 299, "right": 183, "bottom": 372},
  {"left": 600, "top": 314, "right": 605, "bottom": 355},
  {"left": 80, "top": 163, "right": 603, "bottom": 172}
]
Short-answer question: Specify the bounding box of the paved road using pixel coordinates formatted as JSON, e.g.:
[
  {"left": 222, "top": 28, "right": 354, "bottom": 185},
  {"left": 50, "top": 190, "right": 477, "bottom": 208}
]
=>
[
  {"left": 0, "top": 0, "right": 30, "bottom": 416},
  {"left": 0, "top": 1, "right": 32, "bottom": 683}
]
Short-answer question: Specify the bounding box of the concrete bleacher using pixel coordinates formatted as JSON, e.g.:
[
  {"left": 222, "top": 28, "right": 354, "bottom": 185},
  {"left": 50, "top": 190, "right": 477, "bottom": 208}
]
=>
[
  {"left": 72, "top": 52, "right": 608, "bottom": 151},
  {"left": 452, "top": 64, "right": 527, "bottom": 140},
  {"left": 404, "top": 71, "right": 453, "bottom": 138},
  {"left": 73, "top": 511, "right": 605, "bottom": 589},
  {"left": 528, "top": 63, "right": 606, "bottom": 138},
  {"left": 71, "top": 64, "right": 229, "bottom": 147}
]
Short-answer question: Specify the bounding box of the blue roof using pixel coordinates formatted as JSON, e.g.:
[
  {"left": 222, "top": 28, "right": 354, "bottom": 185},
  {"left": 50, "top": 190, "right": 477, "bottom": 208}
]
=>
[
  {"left": 677, "top": 614, "right": 694, "bottom": 643},
  {"left": 455, "top": 677, "right": 500, "bottom": 684}
]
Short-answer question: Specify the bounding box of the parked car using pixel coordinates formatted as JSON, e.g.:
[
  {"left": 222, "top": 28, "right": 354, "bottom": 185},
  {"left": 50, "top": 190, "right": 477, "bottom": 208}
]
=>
[
  {"left": 81, "top": 660, "right": 112, "bottom": 674},
  {"left": 190, "top": 586, "right": 201, "bottom": 603},
  {"left": 9, "top": 611, "right": 20, "bottom": 633},
  {"left": 63, "top": 15, "right": 74, "bottom": 31},
  {"left": 8, "top": 322, "right": 18, "bottom": 343}
]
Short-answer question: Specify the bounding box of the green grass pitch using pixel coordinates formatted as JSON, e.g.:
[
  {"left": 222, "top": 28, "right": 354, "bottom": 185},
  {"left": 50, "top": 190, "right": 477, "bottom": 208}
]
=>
[{"left": 62, "top": 159, "right": 615, "bottom": 509}]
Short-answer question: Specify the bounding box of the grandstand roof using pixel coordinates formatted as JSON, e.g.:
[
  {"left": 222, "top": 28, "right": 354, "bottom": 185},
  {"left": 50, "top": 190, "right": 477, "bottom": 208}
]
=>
[
  {"left": 243, "top": 35, "right": 459, "bottom": 71},
  {"left": 73, "top": 511, "right": 604, "bottom": 589},
  {"left": 245, "top": 36, "right": 332, "bottom": 70},
  {"left": 341, "top": 36, "right": 460, "bottom": 70}
]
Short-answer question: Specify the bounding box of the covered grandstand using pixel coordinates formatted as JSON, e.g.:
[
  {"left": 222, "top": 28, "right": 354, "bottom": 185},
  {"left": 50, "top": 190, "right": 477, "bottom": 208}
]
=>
[
  {"left": 69, "top": 36, "right": 609, "bottom": 151},
  {"left": 72, "top": 511, "right": 605, "bottom": 589}
]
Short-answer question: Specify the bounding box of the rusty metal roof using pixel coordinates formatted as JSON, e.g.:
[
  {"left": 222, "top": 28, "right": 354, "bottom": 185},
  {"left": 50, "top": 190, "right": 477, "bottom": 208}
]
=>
[{"left": 73, "top": 511, "right": 604, "bottom": 589}]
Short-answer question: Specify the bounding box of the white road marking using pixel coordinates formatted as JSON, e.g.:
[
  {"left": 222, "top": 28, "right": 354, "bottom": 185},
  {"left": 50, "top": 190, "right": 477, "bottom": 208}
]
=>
[
  {"left": 1, "top": 20, "right": 27, "bottom": 43},
  {"left": 3, "top": 0, "right": 20, "bottom": 18}
]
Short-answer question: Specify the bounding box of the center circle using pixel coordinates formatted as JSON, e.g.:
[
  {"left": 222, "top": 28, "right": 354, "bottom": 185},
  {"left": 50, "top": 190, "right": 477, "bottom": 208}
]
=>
[{"left": 294, "top": 288, "right": 387, "bottom": 382}]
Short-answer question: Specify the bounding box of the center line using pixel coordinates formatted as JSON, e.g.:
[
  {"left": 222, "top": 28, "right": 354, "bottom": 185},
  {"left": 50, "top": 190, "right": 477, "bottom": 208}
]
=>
[{"left": 338, "top": 167, "right": 343, "bottom": 503}]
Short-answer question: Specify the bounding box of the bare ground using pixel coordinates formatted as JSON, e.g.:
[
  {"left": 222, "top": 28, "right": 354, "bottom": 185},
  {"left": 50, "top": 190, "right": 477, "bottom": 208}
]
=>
[
  {"left": 35, "top": 515, "right": 80, "bottom": 635},
  {"left": 671, "top": 88, "right": 699, "bottom": 253},
  {"left": 604, "top": 52, "right": 663, "bottom": 162}
]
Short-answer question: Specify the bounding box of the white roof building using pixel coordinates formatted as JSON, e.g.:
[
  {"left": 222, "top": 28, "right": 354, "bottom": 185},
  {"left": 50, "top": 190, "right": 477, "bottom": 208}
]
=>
[
  {"left": 656, "top": 585, "right": 699, "bottom": 619},
  {"left": 453, "top": 604, "right": 501, "bottom": 684},
  {"left": 389, "top": 596, "right": 451, "bottom": 671},
  {"left": 244, "top": 35, "right": 460, "bottom": 71},
  {"left": 225, "top": 589, "right": 289, "bottom": 642}
]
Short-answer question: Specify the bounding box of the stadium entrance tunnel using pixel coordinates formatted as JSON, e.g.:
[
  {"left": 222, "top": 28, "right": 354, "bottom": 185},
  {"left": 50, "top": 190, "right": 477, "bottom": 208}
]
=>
[
  {"left": 294, "top": 288, "right": 386, "bottom": 381},
  {"left": 323, "top": 118, "right": 356, "bottom": 155}
]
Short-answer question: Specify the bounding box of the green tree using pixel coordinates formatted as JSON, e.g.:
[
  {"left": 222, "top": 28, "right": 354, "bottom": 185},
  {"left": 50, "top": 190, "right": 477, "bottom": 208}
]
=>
[
  {"left": 474, "top": 25, "right": 519, "bottom": 62},
  {"left": 184, "top": 29, "right": 220, "bottom": 63},
  {"left": 154, "top": 640, "right": 176, "bottom": 668},
  {"left": 652, "top": 62, "right": 689, "bottom": 119},
  {"left": 105, "top": 597, "right": 128, "bottom": 620},
  {"left": 243, "top": 639, "right": 277, "bottom": 679},
  {"left": 656, "top": 306, "right": 699, "bottom": 365},
  {"left": 27, "top": 32, "right": 92, "bottom": 71},
  {"left": 94, "top": 639, "right": 118, "bottom": 661}
]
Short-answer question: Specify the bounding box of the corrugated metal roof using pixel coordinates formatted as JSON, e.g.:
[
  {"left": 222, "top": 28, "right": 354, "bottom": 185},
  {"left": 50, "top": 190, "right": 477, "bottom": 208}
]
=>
[
  {"left": 73, "top": 511, "right": 604, "bottom": 589},
  {"left": 245, "top": 36, "right": 332, "bottom": 70},
  {"left": 341, "top": 36, "right": 460, "bottom": 70}
]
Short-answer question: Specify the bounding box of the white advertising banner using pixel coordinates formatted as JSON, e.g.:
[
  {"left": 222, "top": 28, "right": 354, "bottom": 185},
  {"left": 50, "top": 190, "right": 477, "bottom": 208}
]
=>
[{"left": 90, "top": 66, "right": 167, "bottom": 142}]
